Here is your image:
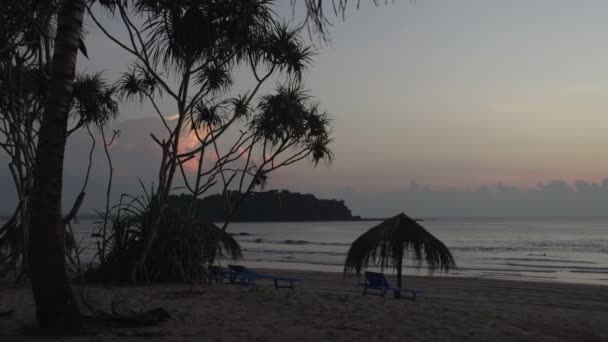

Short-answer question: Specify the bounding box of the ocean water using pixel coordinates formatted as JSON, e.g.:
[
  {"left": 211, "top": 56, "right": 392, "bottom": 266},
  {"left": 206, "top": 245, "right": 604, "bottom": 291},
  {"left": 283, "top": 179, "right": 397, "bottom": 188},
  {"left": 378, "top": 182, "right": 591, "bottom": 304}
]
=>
[
  {"left": 19, "top": 218, "right": 608, "bottom": 285},
  {"left": 227, "top": 219, "right": 608, "bottom": 285}
]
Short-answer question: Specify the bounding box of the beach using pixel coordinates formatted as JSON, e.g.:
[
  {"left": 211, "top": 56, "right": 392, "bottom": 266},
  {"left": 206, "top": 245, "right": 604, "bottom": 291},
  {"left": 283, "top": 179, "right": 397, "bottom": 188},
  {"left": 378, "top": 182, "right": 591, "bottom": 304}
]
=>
[{"left": 1, "top": 269, "right": 607, "bottom": 341}]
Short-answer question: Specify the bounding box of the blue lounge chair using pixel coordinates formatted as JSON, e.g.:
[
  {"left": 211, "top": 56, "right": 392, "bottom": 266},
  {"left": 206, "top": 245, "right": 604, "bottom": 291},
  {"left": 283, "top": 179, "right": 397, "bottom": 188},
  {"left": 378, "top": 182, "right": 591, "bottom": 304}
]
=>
[
  {"left": 208, "top": 265, "right": 231, "bottom": 283},
  {"left": 359, "top": 271, "right": 423, "bottom": 301},
  {"left": 227, "top": 265, "right": 254, "bottom": 285},
  {"left": 228, "top": 265, "right": 303, "bottom": 289}
]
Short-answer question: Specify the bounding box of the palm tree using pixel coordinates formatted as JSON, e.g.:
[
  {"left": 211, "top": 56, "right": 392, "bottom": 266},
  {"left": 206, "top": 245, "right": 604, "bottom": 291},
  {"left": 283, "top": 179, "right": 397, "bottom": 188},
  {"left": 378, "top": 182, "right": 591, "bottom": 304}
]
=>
[
  {"left": 344, "top": 213, "right": 456, "bottom": 288},
  {"left": 27, "top": 0, "right": 87, "bottom": 334}
]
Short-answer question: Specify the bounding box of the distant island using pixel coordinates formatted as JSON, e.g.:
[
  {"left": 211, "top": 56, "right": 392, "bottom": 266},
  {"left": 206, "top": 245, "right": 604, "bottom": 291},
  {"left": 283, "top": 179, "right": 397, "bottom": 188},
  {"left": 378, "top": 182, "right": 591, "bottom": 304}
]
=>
[{"left": 168, "top": 190, "right": 362, "bottom": 222}]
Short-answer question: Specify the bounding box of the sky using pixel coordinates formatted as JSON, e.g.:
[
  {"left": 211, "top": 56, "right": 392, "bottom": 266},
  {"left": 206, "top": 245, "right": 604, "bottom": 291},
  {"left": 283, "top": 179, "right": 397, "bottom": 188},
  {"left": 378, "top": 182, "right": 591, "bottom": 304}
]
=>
[{"left": 4, "top": 0, "right": 608, "bottom": 218}]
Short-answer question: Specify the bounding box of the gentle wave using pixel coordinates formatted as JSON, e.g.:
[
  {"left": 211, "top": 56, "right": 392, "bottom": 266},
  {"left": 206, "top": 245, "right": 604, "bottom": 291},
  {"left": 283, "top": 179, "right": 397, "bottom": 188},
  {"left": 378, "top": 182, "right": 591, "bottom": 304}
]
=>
[
  {"left": 239, "top": 239, "right": 608, "bottom": 254},
  {"left": 451, "top": 266, "right": 557, "bottom": 274},
  {"left": 239, "top": 238, "right": 351, "bottom": 247},
  {"left": 485, "top": 257, "right": 597, "bottom": 264},
  {"left": 449, "top": 246, "right": 556, "bottom": 253},
  {"left": 505, "top": 263, "right": 608, "bottom": 272},
  {"left": 243, "top": 248, "right": 346, "bottom": 256},
  {"left": 477, "top": 272, "right": 557, "bottom": 280},
  {"left": 570, "top": 270, "right": 608, "bottom": 274},
  {"left": 249, "top": 258, "right": 345, "bottom": 267},
  {"left": 246, "top": 258, "right": 561, "bottom": 274},
  {"left": 452, "top": 245, "right": 608, "bottom": 253},
  {"left": 242, "top": 251, "right": 601, "bottom": 271}
]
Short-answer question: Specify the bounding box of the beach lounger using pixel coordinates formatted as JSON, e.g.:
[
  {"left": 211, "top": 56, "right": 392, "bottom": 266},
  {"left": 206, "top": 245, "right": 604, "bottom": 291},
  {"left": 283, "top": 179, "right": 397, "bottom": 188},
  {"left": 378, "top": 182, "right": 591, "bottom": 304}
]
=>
[
  {"left": 227, "top": 265, "right": 254, "bottom": 285},
  {"left": 359, "top": 271, "right": 423, "bottom": 301},
  {"left": 227, "top": 265, "right": 303, "bottom": 289},
  {"left": 208, "top": 265, "right": 231, "bottom": 283}
]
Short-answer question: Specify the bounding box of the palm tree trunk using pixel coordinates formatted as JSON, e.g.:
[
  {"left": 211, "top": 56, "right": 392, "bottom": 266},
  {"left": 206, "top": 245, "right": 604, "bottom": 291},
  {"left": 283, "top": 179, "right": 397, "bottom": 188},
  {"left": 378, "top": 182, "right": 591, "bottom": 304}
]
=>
[
  {"left": 396, "top": 245, "right": 403, "bottom": 289},
  {"left": 28, "top": 0, "right": 86, "bottom": 334}
]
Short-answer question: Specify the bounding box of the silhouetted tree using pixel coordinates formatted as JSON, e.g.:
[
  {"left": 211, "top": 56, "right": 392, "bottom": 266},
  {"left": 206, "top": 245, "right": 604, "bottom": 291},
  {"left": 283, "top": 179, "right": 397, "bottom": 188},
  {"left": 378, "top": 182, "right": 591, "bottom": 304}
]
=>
[
  {"left": 27, "top": 0, "right": 88, "bottom": 334},
  {"left": 0, "top": 0, "right": 377, "bottom": 334},
  {"left": 298, "top": 0, "right": 386, "bottom": 40},
  {"left": 90, "top": 0, "right": 333, "bottom": 282},
  {"left": 0, "top": 1, "right": 118, "bottom": 279}
]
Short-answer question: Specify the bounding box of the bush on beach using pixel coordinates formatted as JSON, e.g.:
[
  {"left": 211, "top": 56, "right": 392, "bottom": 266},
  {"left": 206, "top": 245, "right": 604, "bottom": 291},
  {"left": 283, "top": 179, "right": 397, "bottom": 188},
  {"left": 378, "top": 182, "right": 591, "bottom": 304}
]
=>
[{"left": 86, "top": 193, "right": 241, "bottom": 283}]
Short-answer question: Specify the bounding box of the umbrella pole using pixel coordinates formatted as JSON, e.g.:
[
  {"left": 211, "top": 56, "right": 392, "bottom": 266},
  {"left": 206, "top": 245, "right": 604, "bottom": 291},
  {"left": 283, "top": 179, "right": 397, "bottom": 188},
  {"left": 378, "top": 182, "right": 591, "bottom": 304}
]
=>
[{"left": 396, "top": 245, "right": 403, "bottom": 289}]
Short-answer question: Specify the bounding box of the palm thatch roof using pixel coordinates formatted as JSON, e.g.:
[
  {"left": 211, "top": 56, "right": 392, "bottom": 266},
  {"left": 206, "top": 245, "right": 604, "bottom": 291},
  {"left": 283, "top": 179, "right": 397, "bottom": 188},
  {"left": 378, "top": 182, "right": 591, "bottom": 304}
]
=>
[{"left": 344, "top": 213, "right": 456, "bottom": 281}]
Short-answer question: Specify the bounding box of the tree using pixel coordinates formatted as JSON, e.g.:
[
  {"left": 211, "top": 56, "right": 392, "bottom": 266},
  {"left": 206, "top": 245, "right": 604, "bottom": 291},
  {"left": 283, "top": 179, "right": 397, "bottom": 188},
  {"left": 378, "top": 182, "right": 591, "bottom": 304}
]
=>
[
  {"left": 0, "top": 0, "right": 57, "bottom": 278},
  {"left": 0, "top": 0, "right": 373, "bottom": 334},
  {"left": 299, "top": 0, "right": 386, "bottom": 40},
  {"left": 27, "top": 0, "right": 88, "bottom": 334},
  {"left": 89, "top": 0, "right": 333, "bottom": 282},
  {"left": 0, "top": 1, "right": 118, "bottom": 278}
]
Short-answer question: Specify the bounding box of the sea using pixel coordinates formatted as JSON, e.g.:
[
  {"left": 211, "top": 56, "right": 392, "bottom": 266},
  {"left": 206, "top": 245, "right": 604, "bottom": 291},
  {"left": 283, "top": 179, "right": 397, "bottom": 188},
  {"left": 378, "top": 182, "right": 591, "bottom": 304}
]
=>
[{"left": 24, "top": 218, "right": 608, "bottom": 286}]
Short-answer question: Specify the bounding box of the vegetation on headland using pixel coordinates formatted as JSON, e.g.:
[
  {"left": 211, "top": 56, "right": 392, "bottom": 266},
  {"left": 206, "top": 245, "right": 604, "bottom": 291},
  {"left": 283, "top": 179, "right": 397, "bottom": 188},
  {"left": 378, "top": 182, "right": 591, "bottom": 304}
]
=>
[{"left": 168, "top": 190, "right": 360, "bottom": 222}]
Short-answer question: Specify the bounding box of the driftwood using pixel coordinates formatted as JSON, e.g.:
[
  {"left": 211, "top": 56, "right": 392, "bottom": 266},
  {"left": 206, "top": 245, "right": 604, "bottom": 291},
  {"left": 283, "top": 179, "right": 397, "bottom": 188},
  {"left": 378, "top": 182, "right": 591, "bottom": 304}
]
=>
[
  {"left": 82, "top": 307, "right": 171, "bottom": 327},
  {"left": 115, "top": 329, "right": 170, "bottom": 337}
]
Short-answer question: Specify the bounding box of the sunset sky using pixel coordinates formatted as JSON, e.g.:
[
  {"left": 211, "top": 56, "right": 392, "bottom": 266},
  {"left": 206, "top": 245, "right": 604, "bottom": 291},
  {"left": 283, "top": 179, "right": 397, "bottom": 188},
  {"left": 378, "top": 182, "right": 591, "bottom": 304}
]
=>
[
  {"left": 4, "top": 0, "right": 608, "bottom": 217},
  {"left": 296, "top": 0, "right": 608, "bottom": 191}
]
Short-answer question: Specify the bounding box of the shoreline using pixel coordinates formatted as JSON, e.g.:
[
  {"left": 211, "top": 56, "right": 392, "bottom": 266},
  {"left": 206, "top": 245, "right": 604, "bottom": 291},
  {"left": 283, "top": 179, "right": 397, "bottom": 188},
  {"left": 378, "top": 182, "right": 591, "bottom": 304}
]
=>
[
  {"left": 2, "top": 268, "right": 608, "bottom": 341},
  {"left": 211, "top": 259, "right": 608, "bottom": 287}
]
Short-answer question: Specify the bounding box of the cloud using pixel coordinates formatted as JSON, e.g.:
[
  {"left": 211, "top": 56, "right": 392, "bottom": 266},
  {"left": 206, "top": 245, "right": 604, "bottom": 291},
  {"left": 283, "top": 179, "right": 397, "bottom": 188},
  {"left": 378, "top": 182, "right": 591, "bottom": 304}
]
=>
[
  {"left": 560, "top": 84, "right": 608, "bottom": 94},
  {"left": 4, "top": 116, "right": 608, "bottom": 219},
  {"left": 488, "top": 103, "right": 545, "bottom": 115},
  {"left": 338, "top": 179, "right": 608, "bottom": 218}
]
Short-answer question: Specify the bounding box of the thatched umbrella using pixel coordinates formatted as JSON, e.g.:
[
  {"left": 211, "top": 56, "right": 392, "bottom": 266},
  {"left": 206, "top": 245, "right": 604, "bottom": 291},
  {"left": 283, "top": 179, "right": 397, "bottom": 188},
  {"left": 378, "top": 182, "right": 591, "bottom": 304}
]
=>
[{"left": 344, "top": 213, "right": 456, "bottom": 288}]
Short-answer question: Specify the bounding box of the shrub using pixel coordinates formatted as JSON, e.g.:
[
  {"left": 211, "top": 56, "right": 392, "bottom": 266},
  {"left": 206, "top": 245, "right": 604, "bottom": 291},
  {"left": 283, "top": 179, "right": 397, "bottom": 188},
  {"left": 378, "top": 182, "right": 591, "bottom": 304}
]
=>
[{"left": 87, "top": 194, "right": 241, "bottom": 283}]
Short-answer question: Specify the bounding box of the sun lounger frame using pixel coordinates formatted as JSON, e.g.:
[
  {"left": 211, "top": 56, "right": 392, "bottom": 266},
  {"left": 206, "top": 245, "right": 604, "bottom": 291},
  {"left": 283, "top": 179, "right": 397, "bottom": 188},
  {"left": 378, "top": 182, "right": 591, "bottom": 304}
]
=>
[
  {"left": 228, "top": 265, "right": 303, "bottom": 289},
  {"left": 359, "top": 271, "right": 423, "bottom": 301},
  {"left": 207, "top": 265, "right": 232, "bottom": 283}
]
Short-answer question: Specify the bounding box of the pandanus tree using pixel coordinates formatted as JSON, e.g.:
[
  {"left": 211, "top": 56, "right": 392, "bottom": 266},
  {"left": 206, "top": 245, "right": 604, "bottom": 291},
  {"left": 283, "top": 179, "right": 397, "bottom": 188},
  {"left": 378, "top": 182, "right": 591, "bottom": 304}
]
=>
[
  {"left": 298, "top": 0, "right": 386, "bottom": 40},
  {"left": 186, "top": 82, "right": 333, "bottom": 231},
  {"left": 345, "top": 213, "right": 457, "bottom": 288},
  {"left": 89, "top": 0, "right": 333, "bottom": 282}
]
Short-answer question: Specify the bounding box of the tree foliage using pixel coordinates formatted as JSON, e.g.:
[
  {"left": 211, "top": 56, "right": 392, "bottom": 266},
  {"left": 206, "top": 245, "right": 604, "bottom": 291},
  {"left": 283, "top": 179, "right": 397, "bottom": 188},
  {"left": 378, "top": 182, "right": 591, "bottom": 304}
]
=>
[
  {"left": 88, "top": 0, "right": 333, "bottom": 282},
  {"left": 88, "top": 191, "right": 242, "bottom": 283},
  {"left": 0, "top": 0, "right": 118, "bottom": 276}
]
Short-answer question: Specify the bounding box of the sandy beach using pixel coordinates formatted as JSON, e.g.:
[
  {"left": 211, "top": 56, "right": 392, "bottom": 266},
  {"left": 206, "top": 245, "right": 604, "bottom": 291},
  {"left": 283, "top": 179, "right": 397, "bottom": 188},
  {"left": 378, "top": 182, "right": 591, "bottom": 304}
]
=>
[{"left": 1, "top": 269, "right": 608, "bottom": 341}]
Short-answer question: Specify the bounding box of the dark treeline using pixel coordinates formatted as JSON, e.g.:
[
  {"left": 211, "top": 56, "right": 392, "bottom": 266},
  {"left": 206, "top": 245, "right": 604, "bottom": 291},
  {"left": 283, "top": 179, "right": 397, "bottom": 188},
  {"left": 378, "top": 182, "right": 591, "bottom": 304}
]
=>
[{"left": 168, "top": 190, "right": 358, "bottom": 222}]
